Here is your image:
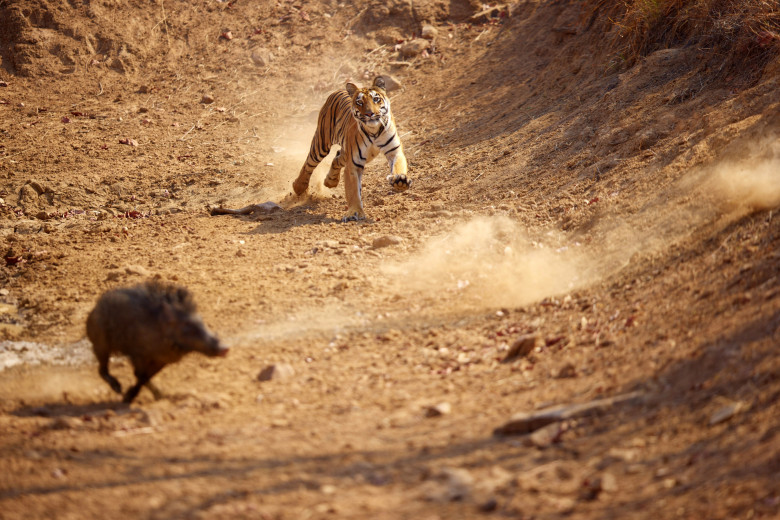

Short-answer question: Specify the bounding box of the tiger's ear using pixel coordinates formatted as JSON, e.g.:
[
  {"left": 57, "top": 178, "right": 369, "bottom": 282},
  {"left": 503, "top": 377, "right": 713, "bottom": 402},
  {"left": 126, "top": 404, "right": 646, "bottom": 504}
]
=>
[
  {"left": 346, "top": 82, "right": 358, "bottom": 97},
  {"left": 373, "top": 76, "right": 387, "bottom": 92}
]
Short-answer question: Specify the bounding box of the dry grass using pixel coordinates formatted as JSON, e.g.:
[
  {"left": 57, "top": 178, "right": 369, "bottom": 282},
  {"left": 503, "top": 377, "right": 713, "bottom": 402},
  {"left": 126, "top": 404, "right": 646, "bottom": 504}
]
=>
[{"left": 589, "top": 0, "right": 780, "bottom": 75}]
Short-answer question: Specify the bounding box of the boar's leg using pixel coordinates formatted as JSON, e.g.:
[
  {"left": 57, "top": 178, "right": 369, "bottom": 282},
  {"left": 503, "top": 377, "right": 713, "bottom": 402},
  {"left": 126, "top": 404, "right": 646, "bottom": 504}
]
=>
[
  {"left": 97, "top": 354, "right": 122, "bottom": 395},
  {"left": 123, "top": 363, "right": 164, "bottom": 404},
  {"left": 146, "top": 382, "right": 164, "bottom": 400}
]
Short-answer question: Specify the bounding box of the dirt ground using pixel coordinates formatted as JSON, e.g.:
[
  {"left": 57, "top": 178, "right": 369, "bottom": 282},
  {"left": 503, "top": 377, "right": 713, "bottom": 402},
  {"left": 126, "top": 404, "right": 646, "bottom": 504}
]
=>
[{"left": 1, "top": 0, "right": 779, "bottom": 518}]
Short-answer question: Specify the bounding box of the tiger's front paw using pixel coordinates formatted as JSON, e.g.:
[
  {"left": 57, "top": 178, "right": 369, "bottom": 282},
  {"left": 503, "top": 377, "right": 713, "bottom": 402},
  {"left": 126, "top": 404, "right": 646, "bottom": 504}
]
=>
[{"left": 388, "top": 174, "right": 411, "bottom": 192}]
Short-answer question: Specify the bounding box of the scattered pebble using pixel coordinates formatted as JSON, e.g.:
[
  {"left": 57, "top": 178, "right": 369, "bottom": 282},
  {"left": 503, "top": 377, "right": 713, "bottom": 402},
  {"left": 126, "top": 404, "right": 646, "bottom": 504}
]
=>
[
  {"left": 526, "top": 420, "right": 566, "bottom": 448},
  {"left": 581, "top": 472, "right": 618, "bottom": 500},
  {"left": 502, "top": 333, "right": 539, "bottom": 362},
  {"left": 372, "top": 235, "right": 403, "bottom": 249},
  {"left": 709, "top": 400, "right": 747, "bottom": 426},
  {"left": 257, "top": 363, "right": 295, "bottom": 382},
  {"left": 250, "top": 48, "right": 274, "bottom": 67},
  {"left": 201, "top": 94, "right": 215, "bottom": 104},
  {"left": 425, "top": 402, "right": 452, "bottom": 418},
  {"left": 554, "top": 362, "right": 576, "bottom": 379},
  {"left": 399, "top": 39, "right": 430, "bottom": 59},
  {"left": 421, "top": 25, "right": 438, "bottom": 40},
  {"left": 421, "top": 466, "right": 474, "bottom": 502},
  {"left": 379, "top": 74, "right": 403, "bottom": 92},
  {"left": 124, "top": 264, "right": 151, "bottom": 277}
]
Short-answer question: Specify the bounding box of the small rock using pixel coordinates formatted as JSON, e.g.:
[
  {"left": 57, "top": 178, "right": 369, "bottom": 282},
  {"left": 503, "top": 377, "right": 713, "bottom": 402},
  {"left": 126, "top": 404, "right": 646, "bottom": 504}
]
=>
[
  {"left": 377, "top": 74, "right": 403, "bottom": 92},
  {"left": 580, "top": 472, "right": 617, "bottom": 500},
  {"left": 318, "top": 239, "right": 341, "bottom": 249},
  {"left": 14, "top": 220, "right": 41, "bottom": 234},
  {"left": 425, "top": 402, "right": 451, "bottom": 418},
  {"left": 28, "top": 181, "right": 46, "bottom": 194},
  {"left": 201, "top": 94, "right": 215, "bottom": 104},
  {"left": 527, "top": 421, "right": 566, "bottom": 448},
  {"left": 607, "top": 128, "right": 630, "bottom": 146},
  {"left": 105, "top": 270, "right": 124, "bottom": 281},
  {"left": 320, "top": 484, "right": 337, "bottom": 495},
  {"left": 49, "top": 417, "right": 78, "bottom": 430},
  {"left": 478, "top": 497, "right": 498, "bottom": 512},
  {"left": 258, "top": 363, "right": 295, "bottom": 382},
  {"left": 637, "top": 128, "right": 660, "bottom": 149},
  {"left": 124, "top": 265, "right": 151, "bottom": 277},
  {"left": 554, "top": 497, "right": 576, "bottom": 514},
  {"left": 709, "top": 401, "right": 747, "bottom": 426},
  {"left": 554, "top": 362, "right": 576, "bottom": 379},
  {"left": 220, "top": 31, "right": 233, "bottom": 40},
  {"left": 662, "top": 477, "right": 679, "bottom": 489},
  {"left": 372, "top": 235, "right": 403, "bottom": 249},
  {"left": 250, "top": 48, "right": 274, "bottom": 67},
  {"left": 421, "top": 24, "right": 438, "bottom": 40},
  {"left": 600, "top": 472, "right": 618, "bottom": 492},
  {"left": 399, "top": 39, "right": 430, "bottom": 59},
  {"left": 421, "top": 467, "right": 474, "bottom": 502},
  {"left": 502, "top": 333, "right": 539, "bottom": 362}
]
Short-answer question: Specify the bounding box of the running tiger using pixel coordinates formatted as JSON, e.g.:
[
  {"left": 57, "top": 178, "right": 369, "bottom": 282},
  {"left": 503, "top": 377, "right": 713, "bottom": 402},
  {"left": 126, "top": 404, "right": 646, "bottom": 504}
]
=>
[{"left": 292, "top": 76, "right": 410, "bottom": 222}]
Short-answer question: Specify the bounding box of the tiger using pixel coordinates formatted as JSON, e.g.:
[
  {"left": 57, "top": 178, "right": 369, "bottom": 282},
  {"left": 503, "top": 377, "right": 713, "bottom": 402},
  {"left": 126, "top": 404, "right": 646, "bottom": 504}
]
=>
[{"left": 292, "top": 75, "right": 411, "bottom": 222}]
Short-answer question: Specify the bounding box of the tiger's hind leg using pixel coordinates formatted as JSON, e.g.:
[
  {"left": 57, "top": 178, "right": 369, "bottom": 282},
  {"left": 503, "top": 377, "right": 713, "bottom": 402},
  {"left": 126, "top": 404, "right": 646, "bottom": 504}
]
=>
[
  {"left": 293, "top": 134, "right": 331, "bottom": 195},
  {"left": 324, "top": 150, "right": 345, "bottom": 189}
]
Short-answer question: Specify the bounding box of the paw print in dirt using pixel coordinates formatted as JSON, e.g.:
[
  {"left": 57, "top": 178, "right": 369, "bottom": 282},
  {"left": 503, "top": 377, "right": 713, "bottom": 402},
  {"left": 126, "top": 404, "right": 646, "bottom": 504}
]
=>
[{"left": 388, "top": 174, "right": 411, "bottom": 192}]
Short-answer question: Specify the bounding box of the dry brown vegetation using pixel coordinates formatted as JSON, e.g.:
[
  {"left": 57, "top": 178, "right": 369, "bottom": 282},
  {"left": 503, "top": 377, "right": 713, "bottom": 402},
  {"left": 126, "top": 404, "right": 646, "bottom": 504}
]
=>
[{"left": 596, "top": 0, "right": 780, "bottom": 71}]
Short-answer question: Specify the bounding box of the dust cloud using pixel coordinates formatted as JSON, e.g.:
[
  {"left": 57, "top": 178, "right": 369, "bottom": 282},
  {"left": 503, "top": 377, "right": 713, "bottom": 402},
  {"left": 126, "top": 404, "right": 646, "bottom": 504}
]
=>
[
  {"left": 704, "top": 140, "right": 780, "bottom": 214},
  {"left": 384, "top": 140, "right": 780, "bottom": 310},
  {"left": 382, "top": 217, "right": 588, "bottom": 309}
]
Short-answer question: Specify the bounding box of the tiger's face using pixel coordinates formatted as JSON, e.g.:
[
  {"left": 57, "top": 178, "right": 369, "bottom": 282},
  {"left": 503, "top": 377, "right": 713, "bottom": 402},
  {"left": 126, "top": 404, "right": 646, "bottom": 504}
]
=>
[{"left": 346, "top": 77, "right": 389, "bottom": 132}]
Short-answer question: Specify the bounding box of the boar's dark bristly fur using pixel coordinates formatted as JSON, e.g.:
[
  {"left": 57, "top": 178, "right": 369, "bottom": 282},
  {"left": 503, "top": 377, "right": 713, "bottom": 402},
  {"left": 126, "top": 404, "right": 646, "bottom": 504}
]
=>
[{"left": 87, "top": 280, "right": 228, "bottom": 404}]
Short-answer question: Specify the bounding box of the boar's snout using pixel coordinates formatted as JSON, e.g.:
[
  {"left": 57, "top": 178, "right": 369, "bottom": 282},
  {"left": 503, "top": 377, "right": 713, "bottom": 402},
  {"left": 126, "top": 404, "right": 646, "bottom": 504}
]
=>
[{"left": 210, "top": 339, "right": 229, "bottom": 357}]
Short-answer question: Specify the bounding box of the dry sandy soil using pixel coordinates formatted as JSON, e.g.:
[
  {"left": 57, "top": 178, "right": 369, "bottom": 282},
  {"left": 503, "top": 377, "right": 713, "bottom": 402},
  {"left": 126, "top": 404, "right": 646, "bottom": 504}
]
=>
[{"left": 1, "top": 0, "right": 779, "bottom": 518}]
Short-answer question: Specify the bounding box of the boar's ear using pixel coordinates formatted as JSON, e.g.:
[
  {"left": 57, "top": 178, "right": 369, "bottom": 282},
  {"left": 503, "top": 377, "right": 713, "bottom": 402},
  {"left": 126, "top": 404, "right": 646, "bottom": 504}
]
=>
[
  {"left": 373, "top": 76, "right": 386, "bottom": 92},
  {"left": 160, "top": 301, "right": 176, "bottom": 323},
  {"left": 346, "top": 82, "right": 358, "bottom": 97}
]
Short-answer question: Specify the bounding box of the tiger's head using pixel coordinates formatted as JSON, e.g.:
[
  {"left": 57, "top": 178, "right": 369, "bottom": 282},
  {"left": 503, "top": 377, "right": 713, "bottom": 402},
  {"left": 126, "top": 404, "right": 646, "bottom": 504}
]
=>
[{"left": 346, "top": 76, "right": 390, "bottom": 132}]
